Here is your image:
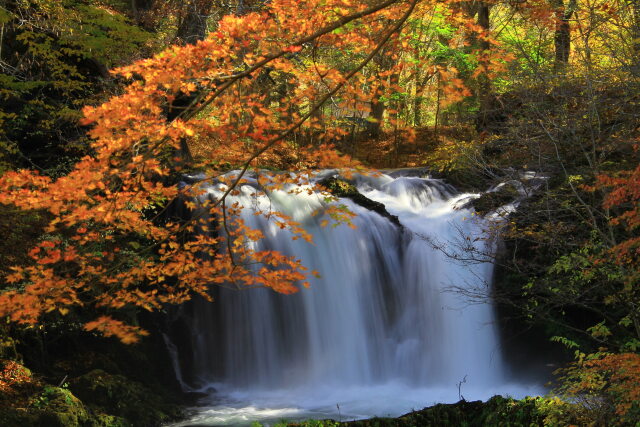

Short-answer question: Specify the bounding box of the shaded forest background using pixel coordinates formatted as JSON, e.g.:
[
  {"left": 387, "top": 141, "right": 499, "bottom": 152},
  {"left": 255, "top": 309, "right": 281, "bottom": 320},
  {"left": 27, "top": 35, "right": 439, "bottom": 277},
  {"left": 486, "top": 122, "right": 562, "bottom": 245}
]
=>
[{"left": 0, "top": 0, "right": 639, "bottom": 425}]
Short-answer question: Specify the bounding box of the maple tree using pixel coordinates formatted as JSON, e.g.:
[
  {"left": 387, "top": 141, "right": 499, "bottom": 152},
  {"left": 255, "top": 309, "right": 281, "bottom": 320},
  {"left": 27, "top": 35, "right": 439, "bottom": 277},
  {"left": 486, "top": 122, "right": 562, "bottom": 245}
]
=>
[
  {"left": 0, "top": 0, "right": 518, "bottom": 344},
  {"left": 594, "top": 157, "right": 640, "bottom": 340},
  {"left": 0, "top": 0, "right": 432, "bottom": 343}
]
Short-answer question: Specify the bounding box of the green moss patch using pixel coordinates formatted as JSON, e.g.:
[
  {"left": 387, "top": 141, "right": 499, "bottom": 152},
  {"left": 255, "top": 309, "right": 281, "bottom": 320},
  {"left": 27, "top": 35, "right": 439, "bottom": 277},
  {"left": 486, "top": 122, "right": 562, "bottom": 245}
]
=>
[{"left": 69, "top": 369, "right": 180, "bottom": 426}]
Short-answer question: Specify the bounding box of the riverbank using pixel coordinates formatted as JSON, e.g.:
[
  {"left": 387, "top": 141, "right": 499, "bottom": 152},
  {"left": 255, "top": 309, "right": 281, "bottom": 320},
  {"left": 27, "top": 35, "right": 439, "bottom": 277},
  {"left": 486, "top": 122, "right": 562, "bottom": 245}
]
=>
[{"left": 272, "top": 396, "right": 585, "bottom": 427}]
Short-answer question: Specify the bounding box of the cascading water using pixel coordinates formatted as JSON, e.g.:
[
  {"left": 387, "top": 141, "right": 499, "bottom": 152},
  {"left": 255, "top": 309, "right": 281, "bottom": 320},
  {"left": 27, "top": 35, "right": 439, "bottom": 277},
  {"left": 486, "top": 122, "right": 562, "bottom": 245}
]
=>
[{"left": 169, "top": 170, "right": 540, "bottom": 426}]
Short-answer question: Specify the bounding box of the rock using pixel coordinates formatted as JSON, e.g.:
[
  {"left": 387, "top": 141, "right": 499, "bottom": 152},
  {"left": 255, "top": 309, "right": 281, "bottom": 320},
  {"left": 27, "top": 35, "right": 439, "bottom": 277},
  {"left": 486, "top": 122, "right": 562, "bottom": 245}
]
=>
[
  {"left": 69, "top": 369, "right": 180, "bottom": 426},
  {"left": 88, "top": 414, "right": 130, "bottom": 427},
  {"left": 320, "top": 177, "right": 402, "bottom": 228},
  {"left": 472, "top": 183, "right": 521, "bottom": 214},
  {"left": 0, "top": 380, "right": 135, "bottom": 427},
  {"left": 287, "top": 396, "right": 555, "bottom": 426},
  {"left": 36, "top": 386, "right": 90, "bottom": 427}
]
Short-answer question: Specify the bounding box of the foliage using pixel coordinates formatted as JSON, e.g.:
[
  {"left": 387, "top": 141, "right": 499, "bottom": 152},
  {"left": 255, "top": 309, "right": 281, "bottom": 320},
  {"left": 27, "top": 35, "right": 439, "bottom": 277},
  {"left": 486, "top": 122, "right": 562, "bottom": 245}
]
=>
[
  {"left": 555, "top": 352, "right": 640, "bottom": 425},
  {"left": 596, "top": 157, "right": 640, "bottom": 313},
  {"left": 478, "top": 71, "right": 640, "bottom": 353},
  {"left": 0, "top": 360, "right": 32, "bottom": 395},
  {"left": 0, "top": 0, "right": 153, "bottom": 174},
  {"left": 0, "top": 0, "right": 431, "bottom": 343}
]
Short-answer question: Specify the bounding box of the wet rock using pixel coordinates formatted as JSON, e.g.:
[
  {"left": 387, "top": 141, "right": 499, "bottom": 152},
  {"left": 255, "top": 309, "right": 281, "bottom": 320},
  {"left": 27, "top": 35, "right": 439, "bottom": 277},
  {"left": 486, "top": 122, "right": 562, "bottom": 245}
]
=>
[
  {"left": 320, "top": 177, "right": 402, "bottom": 228},
  {"left": 472, "top": 183, "right": 521, "bottom": 215},
  {"left": 289, "top": 396, "right": 566, "bottom": 426}
]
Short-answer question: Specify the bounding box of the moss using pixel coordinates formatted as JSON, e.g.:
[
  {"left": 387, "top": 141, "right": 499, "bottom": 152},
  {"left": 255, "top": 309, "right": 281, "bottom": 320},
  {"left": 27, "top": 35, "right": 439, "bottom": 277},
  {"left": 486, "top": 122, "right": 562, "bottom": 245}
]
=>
[
  {"left": 284, "top": 396, "right": 558, "bottom": 427},
  {"left": 0, "top": 380, "right": 135, "bottom": 427},
  {"left": 36, "top": 386, "right": 90, "bottom": 427},
  {"left": 69, "top": 369, "right": 181, "bottom": 426},
  {"left": 321, "top": 177, "right": 402, "bottom": 227},
  {"left": 323, "top": 178, "right": 360, "bottom": 198},
  {"left": 88, "top": 414, "right": 131, "bottom": 427}
]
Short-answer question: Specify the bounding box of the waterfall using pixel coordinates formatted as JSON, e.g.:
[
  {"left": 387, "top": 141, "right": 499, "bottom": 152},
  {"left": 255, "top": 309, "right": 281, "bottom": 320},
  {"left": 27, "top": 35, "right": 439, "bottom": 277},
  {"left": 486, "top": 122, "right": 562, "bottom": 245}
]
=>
[{"left": 170, "top": 170, "right": 535, "bottom": 426}]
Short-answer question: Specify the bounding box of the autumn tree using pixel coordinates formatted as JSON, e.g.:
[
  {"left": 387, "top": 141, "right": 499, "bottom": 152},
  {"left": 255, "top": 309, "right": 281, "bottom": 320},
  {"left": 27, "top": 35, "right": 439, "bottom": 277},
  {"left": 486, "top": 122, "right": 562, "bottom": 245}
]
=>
[{"left": 0, "top": 0, "right": 429, "bottom": 343}]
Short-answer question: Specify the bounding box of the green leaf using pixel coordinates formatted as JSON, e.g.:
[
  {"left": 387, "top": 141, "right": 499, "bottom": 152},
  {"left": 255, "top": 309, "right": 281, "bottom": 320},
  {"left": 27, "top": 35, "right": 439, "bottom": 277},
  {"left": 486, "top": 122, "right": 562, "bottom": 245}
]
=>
[{"left": 0, "top": 7, "right": 12, "bottom": 25}]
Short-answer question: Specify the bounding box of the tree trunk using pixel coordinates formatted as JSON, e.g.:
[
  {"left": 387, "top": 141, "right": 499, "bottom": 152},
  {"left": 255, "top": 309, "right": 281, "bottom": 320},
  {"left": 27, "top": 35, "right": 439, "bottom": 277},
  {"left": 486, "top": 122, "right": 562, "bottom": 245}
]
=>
[
  {"left": 477, "top": 3, "right": 490, "bottom": 39},
  {"left": 368, "top": 82, "right": 386, "bottom": 139},
  {"left": 413, "top": 70, "right": 423, "bottom": 127},
  {"left": 476, "top": 2, "right": 492, "bottom": 131},
  {"left": 368, "top": 39, "right": 398, "bottom": 138},
  {"left": 460, "top": 2, "right": 493, "bottom": 130},
  {"left": 389, "top": 70, "right": 400, "bottom": 124},
  {"left": 553, "top": 0, "right": 577, "bottom": 69},
  {"left": 632, "top": 0, "right": 640, "bottom": 74},
  {"left": 170, "top": 0, "right": 217, "bottom": 162}
]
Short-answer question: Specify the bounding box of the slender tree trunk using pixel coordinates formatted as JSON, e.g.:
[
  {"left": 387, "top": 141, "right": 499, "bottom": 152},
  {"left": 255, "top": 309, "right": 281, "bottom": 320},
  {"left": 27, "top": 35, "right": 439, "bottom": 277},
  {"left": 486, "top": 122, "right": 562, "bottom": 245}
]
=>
[
  {"left": 413, "top": 71, "right": 424, "bottom": 126},
  {"left": 553, "top": 0, "right": 577, "bottom": 70},
  {"left": 170, "top": 2, "right": 208, "bottom": 162},
  {"left": 476, "top": 2, "right": 492, "bottom": 130},
  {"left": 389, "top": 70, "right": 400, "bottom": 123},
  {"left": 460, "top": 2, "right": 493, "bottom": 130},
  {"left": 412, "top": 66, "right": 437, "bottom": 127},
  {"left": 632, "top": 0, "right": 640, "bottom": 75},
  {"left": 369, "top": 82, "right": 386, "bottom": 138},
  {"left": 434, "top": 72, "right": 441, "bottom": 140},
  {"left": 477, "top": 3, "right": 490, "bottom": 38},
  {"left": 368, "top": 30, "right": 399, "bottom": 138},
  {"left": 554, "top": 16, "right": 571, "bottom": 65},
  {"left": 170, "top": 0, "right": 217, "bottom": 162}
]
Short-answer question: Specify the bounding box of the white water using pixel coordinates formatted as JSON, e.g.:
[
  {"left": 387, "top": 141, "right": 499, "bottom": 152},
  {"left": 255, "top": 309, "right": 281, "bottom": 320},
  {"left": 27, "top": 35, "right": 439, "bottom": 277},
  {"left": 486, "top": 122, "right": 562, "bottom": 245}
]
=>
[{"left": 169, "top": 171, "right": 541, "bottom": 426}]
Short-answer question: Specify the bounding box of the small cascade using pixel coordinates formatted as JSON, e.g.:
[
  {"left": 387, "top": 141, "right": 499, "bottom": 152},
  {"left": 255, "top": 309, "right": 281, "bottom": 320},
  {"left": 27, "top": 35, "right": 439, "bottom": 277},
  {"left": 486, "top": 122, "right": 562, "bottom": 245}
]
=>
[{"left": 169, "top": 170, "right": 538, "bottom": 426}]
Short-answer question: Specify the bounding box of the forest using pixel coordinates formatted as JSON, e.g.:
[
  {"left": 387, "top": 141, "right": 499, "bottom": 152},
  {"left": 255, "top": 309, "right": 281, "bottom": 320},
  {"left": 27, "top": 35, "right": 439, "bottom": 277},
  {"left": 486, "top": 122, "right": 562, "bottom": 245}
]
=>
[{"left": 0, "top": 0, "right": 638, "bottom": 426}]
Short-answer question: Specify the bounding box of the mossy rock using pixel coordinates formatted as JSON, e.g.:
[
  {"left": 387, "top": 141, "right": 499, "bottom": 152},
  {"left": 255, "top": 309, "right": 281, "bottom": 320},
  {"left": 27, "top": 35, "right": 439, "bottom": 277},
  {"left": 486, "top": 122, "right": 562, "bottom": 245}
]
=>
[
  {"left": 0, "top": 385, "right": 132, "bottom": 427},
  {"left": 288, "top": 396, "right": 549, "bottom": 427},
  {"left": 472, "top": 183, "right": 520, "bottom": 215},
  {"left": 381, "top": 396, "right": 545, "bottom": 426},
  {"left": 432, "top": 168, "right": 494, "bottom": 193},
  {"left": 87, "top": 414, "right": 131, "bottom": 427},
  {"left": 69, "top": 369, "right": 180, "bottom": 426},
  {"left": 322, "top": 177, "right": 361, "bottom": 198},
  {"left": 320, "top": 177, "right": 401, "bottom": 227},
  {"left": 36, "top": 387, "right": 90, "bottom": 427}
]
